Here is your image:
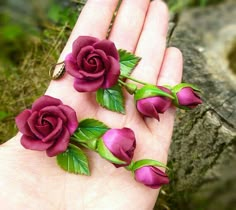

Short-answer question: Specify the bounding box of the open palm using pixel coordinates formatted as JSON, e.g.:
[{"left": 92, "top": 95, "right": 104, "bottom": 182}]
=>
[{"left": 0, "top": 0, "right": 183, "bottom": 209}]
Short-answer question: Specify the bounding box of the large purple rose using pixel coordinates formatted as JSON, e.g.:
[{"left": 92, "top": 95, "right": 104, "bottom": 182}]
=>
[
  {"left": 100, "top": 128, "right": 136, "bottom": 167},
  {"left": 136, "top": 86, "right": 172, "bottom": 120},
  {"left": 65, "top": 36, "right": 120, "bottom": 92},
  {"left": 15, "top": 95, "right": 78, "bottom": 157},
  {"left": 134, "top": 166, "right": 169, "bottom": 189}
]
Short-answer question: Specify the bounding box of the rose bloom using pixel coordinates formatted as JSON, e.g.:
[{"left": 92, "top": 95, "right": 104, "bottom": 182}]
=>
[
  {"left": 15, "top": 95, "right": 78, "bottom": 157},
  {"left": 136, "top": 86, "right": 172, "bottom": 120},
  {"left": 101, "top": 128, "right": 136, "bottom": 167},
  {"left": 65, "top": 36, "right": 120, "bottom": 92},
  {"left": 176, "top": 87, "right": 202, "bottom": 108},
  {"left": 134, "top": 166, "right": 169, "bottom": 189}
]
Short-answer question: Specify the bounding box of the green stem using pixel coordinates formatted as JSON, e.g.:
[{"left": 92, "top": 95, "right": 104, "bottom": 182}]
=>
[
  {"left": 118, "top": 79, "right": 127, "bottom": 86},
  {"left": 118, "top": 79, "right": 137, "bottom": 95},
  {"left": 120, "top": 74, "right": 148, "bottom": 85},
  {"left": 70, "top": 135, "right": 97, "bottom": 151},
  {"left": 125, "top": 161, "right": 134, "bottom": 171}
]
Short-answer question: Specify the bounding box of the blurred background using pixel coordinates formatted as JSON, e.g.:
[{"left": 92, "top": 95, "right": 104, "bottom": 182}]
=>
[{"left": 0, "top": 0, "right": 235, "bottom": 210}]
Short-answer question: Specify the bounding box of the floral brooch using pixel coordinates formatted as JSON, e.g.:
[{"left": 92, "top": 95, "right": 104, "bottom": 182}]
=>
[{"left": 16, "top": 36, "right": 202, "bottom": 189}]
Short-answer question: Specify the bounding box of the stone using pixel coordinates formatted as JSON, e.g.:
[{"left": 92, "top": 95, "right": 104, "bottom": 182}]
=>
[{"left": 164, "top": 1, "right": 236, "bottom": 209}]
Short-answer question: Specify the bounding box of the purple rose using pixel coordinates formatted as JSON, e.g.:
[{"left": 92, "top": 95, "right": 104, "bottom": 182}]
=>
[
  {"left": 136, "top": 86, "right": 172, "bottom": 120},
  {"left": 134, "top": 166, "right": 169, "bottom": 189},
  {"left": 101, "top": 128, "right": 136, "bottom": 167},
  {"left": 15, "top": 95, "right": 78, "bottom": 157},
  {"left": 65, "top": 36, "right": 120, "bottom": 92},
  {"left": 176, "top": 87, "right": 202, "bottom": 108}
]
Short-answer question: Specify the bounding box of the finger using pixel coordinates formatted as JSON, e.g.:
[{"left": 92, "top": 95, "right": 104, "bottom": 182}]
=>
[
  {"left": 59, "top": 0, "right": 120, "bottom": 61},
  {"left": 97, "top": 0, "right": 150, "bottom": 122},
  {"left": 109, "top": 0, "right": 150, "bottom": 52},
  {"left": 45, "top": 0, "right": 119, "bottom": 111},
  {"left": 157, "top": 47, "right": 183, "bottom": 86},
  {"left": 131, "top": 0, "right": 169, "bottom": 84},
  {"left": 147, "top": 47, "right": 183, "bottom": 161}
]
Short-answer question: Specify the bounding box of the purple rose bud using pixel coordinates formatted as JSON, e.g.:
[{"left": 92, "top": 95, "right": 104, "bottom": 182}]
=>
[
  {"left": 176, "top": 87, "right": 202, "bottom": 108},
  {"left": 101, "top": 128, "right": 136, "bottom": 167},
  {"left": 136, "top": 86, "right": 172, "bottom": 121},
  {"left": 134, "top": 166, "right": 169, "bottom": 189},
  {"left": 15, "top": 95, "right": 78, "bottom": 157},
  {"left": 65, "top": 36, "right": 120, "bottom": 92}
]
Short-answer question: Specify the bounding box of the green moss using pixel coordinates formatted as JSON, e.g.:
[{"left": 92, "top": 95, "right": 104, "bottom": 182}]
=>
[{"left": 0, "top": 0, "right": 82, "bottom": 143}]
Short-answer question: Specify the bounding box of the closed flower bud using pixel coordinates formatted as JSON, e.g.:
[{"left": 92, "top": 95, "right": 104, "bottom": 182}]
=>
[
  {"left": 172, "top": 84, "right": 202, "bottom": 109},
  {"left": 134, "top": 166, "right": 169, "bottom": 189},
  {"left": 135, "top": 85, "right": 173, "bottom": 120},
  {"left": 98, "top": 128, "right": 136, "bottom": 167}
]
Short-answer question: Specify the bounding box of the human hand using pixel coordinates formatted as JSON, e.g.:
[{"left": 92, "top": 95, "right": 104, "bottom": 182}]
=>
[{"left": 0, "top": 0, "right": 183, "bottom": 209}]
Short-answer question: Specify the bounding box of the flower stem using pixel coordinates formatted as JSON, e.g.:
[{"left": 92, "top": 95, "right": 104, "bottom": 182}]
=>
[
  {"left": 118, "top": 79, "right": 127, "bottom": 87},
  {"left": 125, "top": 161, "right": 134, "bottom": 171},
  {"left": 120, "top": 74, "right": 148, "bottom": 85},
  {"left": 118, "top": 80, "right": 137, "bottom": 95}
]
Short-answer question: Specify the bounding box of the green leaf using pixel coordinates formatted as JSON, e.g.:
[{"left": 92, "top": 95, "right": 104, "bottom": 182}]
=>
[
  {"left": 96, "top": 84, "right": 125, "bottom": 114},
  {"left": 131, "top": 159, "right": 169, "bottom": 172},
  {"left": 72, "top": 119, "right": 109, "bottom": 150},
  {"left": 97, "top": 139, "right": 126, "bottom": 165},
  {"left": 57, "top": 144, "right": 90, "bottom": 175},
  {"left": 118, "top": 49, "right": 141, "bottom": 77}
]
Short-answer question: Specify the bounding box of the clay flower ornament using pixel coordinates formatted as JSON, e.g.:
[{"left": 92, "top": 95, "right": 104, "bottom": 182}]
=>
[
  {"left": 134, "top": 85, "right": 173, "bottom": 120},
  {"left": 126, "top": 159, "right": 170, "bottom": 188},
  {"left": 15, "top": 95, "right": 78, "bottom": 157},
  {"left": 16, "top": 98, "right": 169, "bottom": 189},
  {"left": 97, "top": 128, "right": 136, "bottom": 167},
  {"left": 134, "top": 166, "right": 169, "bottom": 189},
  {"left": 61, "top": 36, "right": 203, "bottom": 115},
  {"left": 170, "top": 83, "right": 202, "bottom": 109},
  {"left": 15, "top": 36, "right": 203, "bottom": 189},
  {"left": 65, "top": 36, "right": 120, "bottom": 92}
]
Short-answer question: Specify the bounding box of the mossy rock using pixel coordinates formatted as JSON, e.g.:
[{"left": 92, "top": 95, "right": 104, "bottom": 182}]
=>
[{"left": 159, "top": 1, "right": 236, "bottom": 209}]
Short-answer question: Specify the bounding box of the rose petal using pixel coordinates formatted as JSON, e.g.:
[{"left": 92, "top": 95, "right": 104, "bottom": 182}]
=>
[
  {"left": 93, "top": 39, "right": 119, "bottom": 60},
  {"left": 58, "top": 105, "right": 78, "bottom": 134},
  {"left": 102, "top": 56, "right": 120, "bottom": 88},
  {"left": 84, "top": 54, "right": 105, "bottom": 72},
  {"left": 39, "top": 106, "right": 67, "bottom": 123},
  {"left": 28, "top": 111, "right": 44, "bottom": 139},
  {"left": 93, "top": 49, "right": 109, "bottom": 68},
  {"left": 103, "top": 128, "right": 136, "bottom": 165},
  {"left": 135, "top": 166, "right": 169, "bottom": 189},
  {"left": 42, "top": 116, "right": 58, "bottom": 128},
  {"left": 46, "top": 127, "right": 70, "bottom": 157},
  {"left": 35, "top": 124, "right": 52, "bottom": 137},
  {"left": 41, "top": 118, "right": 63, "bottom": 142},
  {"left": 142, "top": 97, "right": 171, "bottom": 113},
  {"left": 21, "top": 135, "right": 54, "bottom": 151},
  {"left": 76, "top": 46, "right": 94, "bottom": 69},
  {"left": 65, "top": 53, "right": 80, "bottom": 77},
  {"left": 136, "top": 100, "right": 160, "bottom": 120},
  {"left": 15, "top": 109, "right": 34, "bottom": 136},
  {"left": 177, "top": 87, "right": 202, "bottom": 107},
  {"left": 73, "top": 77, "right": 104, "bottom": 92},
  {"left": 83, "top": 58, "right": 97, "bottom": 72},
  {"left": 78, "top": 68, "right": 105, "bottom": 79},
  {"left": 72, "top": 36, "right": 98, "bottom": 58},
  {"left": 32, "top": 95, "right": 62, "bottom": 112}
]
